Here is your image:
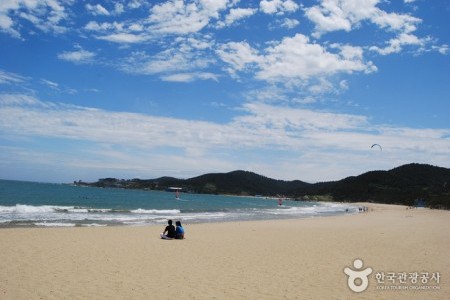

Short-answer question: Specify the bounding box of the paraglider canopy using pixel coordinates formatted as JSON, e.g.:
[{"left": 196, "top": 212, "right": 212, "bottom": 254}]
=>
[{"left": 371, "top": 144, "right": 382, "bottom": 151}]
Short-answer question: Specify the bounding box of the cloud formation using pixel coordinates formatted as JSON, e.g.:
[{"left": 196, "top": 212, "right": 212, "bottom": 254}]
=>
[
  {"left": 86, "top": 4, "right": 110, "bottom": 16},
  {"left": 260, "top": 0, "right": 299, "bottom": 15},
  {"left": 1, "top": 93, "right": 449, "bottom": 181},
  {"left": 3, "top": 0, "right": 436, "bottom": 93},
  {"left": 0, "top": 69, "right": 27, "bottom": 84},
  {"left": 146, "top": 0, "right": 230, "bottom": 35},
  {"left": 57, "top": 47, "right": 96, "bottom": 63},
  {"left": 216, "top": 7, "right": 257, "bottom": 28},
  {"left": 1, "top": 1, "right": 448, "bottom": 182},
  {"left": 305, "top": 0, "right": 421, "bottom": 37},
  {"left": 218, "top": 34, "right": 377, "bottom": 84},
  {"left": 0, "top": 0, "right": 69, "bottom": 38}
]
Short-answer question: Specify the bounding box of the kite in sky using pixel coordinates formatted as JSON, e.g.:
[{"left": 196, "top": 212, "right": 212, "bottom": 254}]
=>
[{"left": 371, "top": 144, "right": 382, "bottom": 151}]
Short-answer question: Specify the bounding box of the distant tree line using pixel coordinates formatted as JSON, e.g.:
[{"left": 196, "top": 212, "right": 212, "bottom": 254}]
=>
[{"left": 75, "top": 163, "right": 450, "bottom": 209}]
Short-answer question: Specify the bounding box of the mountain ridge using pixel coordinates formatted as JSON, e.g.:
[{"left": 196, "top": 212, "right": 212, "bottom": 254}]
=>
[{"left": 76, "top": 163, "right": 450, "bottom": 209}]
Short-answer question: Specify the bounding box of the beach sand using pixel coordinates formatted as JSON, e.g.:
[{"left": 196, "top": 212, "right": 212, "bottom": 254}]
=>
[{"left": 0, "top": 203, "right": 448, "bottom": 299}]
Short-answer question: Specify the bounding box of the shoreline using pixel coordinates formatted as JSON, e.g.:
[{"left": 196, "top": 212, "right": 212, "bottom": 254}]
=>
[
  {"left": 0, "top": 202, "right": 448, "bottom": 299},
  {"left": 0, "top": 208, "right": 360, "bottom": 229},
  {"left": 0, "top": 200, "right": 361, "bottom": 229}
]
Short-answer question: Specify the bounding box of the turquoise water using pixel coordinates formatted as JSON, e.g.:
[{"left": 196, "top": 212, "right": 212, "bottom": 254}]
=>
[{"left": 0, "top": 180, "right": 358, "bottom": 227}]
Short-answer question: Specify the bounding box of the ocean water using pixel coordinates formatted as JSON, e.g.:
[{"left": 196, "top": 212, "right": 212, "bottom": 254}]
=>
[{"left": 0, "top": 180, "right": 358, "bottom": 227}]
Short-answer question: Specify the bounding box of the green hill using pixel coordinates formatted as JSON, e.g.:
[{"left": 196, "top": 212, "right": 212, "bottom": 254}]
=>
[
  {"left": 185, "top": 170, "right": 309, "bottom": 195},
  {"left": 77, "top": 163, "right": 450, "bottom": 209},
  {"left": 321, "top": 163, "right": 450, "bottom": 207}
]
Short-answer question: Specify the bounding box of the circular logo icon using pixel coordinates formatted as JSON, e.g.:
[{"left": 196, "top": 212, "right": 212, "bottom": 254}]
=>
[{"left": 344, "top": 259, "right": 373, "bottom": 292}]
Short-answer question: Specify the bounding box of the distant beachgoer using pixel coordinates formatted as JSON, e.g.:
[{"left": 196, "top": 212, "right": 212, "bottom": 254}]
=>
[
  {"left": 175, "top": 221, "right": 185, "bottom": 239},
  {"left": 160, "top": 219, "right": 176, "bottom": 239},
  {"left": 278, "top": 198, "right": 283, "bottom": 206}
]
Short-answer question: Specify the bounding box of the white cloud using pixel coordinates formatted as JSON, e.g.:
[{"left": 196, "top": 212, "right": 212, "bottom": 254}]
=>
[
  {"left": 128, "top": 0, "right": 146, "bottom": 9},
  {"left": 218, "top": 34, "right": 376, "bottom": 84},
  {"left": 0, "top": 69, "right": 27, "bottom": 84},
  {"left": 120, "top": 37, "right": 215, "bottom": 78},
  {"left": 82, "top": 1, "right": 282, "bottom": 51},
  {"left": 57, "top": 48, "right": 96, "bottom": 63},
  {"left": 0, "top": 93, "right": 42, "bottom": 106},
  {"left": 86, "top": 3, "right": 110, "bottom": 16},
  {"left": 128, "top": 23, "right": 144, "bottom": 32},
  {"left": 85, "top": 3, "right": 124, "bottom": 16},
  {"left": 185, "top": 36, "right": 214, "bottom": 50},
  {"left": 243, "top": 85, "right": 289, "bottom": 103},
  {"left": 260, "top": 0, "right": 299, "bottom": 15},
  {"left": 236, "top": 102, "right": 369, "bottom": 132},
  {"left": 41, "top": 79, "right": 59, "bottom": 89},
  {"left": 339, "top": 79, "right": 349, "bottom": 91},
  {"left": 298, "top": 0, "right": 442, "bottom": 56},
  {"left": 0, "top": 0, "right": 70, "bottom": 38},
  {"left": 308, "top": 78, "right": 334, "bottom": 95},
  {"left": 217, "top": 41, "right": 261, "bottom": 74},
  {"left": 97, "top": 32, "right": 148, "bottom": 43},
  {"left": 114, "top": 3, "right": 125, "bottom": 15},
  {"left": 161, "top": 72, "right": 218, "bottom": 82},
  {"left": 279, "top": 18, "right": 299, "bottom": 29},
  {"left": 0, "top": 13, "right": 20, "bottom": 38},
  {"left": 82, "top": 1, "right": 245, "bottom": 43},
  {"left": 2, "top": 93, "right": 449, "bottom": 181},
  {"left": 216, "top": 7, "right": 257, "bottom": 28},
  {"left": 147, "top": 0, "right": 231, "bottom": 35},
  {"left": 371, "top": 9, "right": 420, "bottom": 33},
  {"left": 84, "top": 21, "right": 120, "bottom": 32},
  {"left": 370, "top": 33, "right": 422, "bottom": 55},
  {"left": 85, "top": 19, "right": 149, "bottom": 43},
  {"left": 433, "top": 44, "right": 449, "bottom": 55},
  {"left": 305, "top": 0, "right": 421, "bottom": 38}
]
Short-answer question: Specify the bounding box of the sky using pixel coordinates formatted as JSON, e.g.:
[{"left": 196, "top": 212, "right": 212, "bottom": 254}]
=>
[{"left": 0, "top": 0, "right": 449, "bottom": 184}]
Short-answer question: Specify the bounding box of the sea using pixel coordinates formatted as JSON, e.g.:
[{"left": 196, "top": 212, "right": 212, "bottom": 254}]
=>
[{"left": 0, "top": 180, "right": 359, "bottom": 228}]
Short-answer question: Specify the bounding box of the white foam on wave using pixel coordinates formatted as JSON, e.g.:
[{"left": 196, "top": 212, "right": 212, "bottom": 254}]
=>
[
  {"left": 131, "top": 208, "right": 180, "bottom": 214},
  {"left": 261, "top": 202, "right": 358, "bottom": 216},
  {"left": 122, "top": 221, "right": 148, "bottom": 226},
  {"left": 316, "top": 202, "right": 358, "bottom": 213},
  {"left": 56, "top": 207, "right": 114, "bottom": 213},
  {"left": 34, "top": 222, "right": 76, "bottom": 227},
  {"left": 180, "top": 212, "right": 228, "bottom": 221},
  {"left": 0, "top": 201, "right": 358, "bottom": 227},
  {"left": 267, "top": 206, "right": 317, "bottom": 215},
  {"left": 0, "top": 204, "right": 72, "bottom": 214},
  {"left": 81, "top": 223, "right": 107, "bottom": 227}
]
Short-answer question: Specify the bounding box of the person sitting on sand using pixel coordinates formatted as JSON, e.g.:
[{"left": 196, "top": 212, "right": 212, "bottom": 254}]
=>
[
  {"left": 175, "top": 221, "right": 185, "bottom": 239},
  {"left": 160, "top": 219, "right": 176, "bottom": 239}
]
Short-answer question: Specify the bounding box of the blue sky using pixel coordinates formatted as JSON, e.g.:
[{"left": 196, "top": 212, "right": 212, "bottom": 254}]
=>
[{"left": 0, "top": 0, "right": 449, "bottom": 183}]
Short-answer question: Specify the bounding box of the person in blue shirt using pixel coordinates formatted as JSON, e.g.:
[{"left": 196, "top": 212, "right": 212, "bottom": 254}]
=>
[{"left": 175, "top": 221, "right": 185, "bottom": 239}]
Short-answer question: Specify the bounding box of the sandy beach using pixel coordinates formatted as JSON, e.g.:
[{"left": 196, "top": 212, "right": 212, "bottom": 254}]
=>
[{"left": 0, "top": 203, "right": 448, "bottom": 299}]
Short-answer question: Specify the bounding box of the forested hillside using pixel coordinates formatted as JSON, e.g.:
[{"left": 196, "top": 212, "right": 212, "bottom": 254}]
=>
[{"left": 76, "top": 163, "right": 450, "bottom": 209}]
